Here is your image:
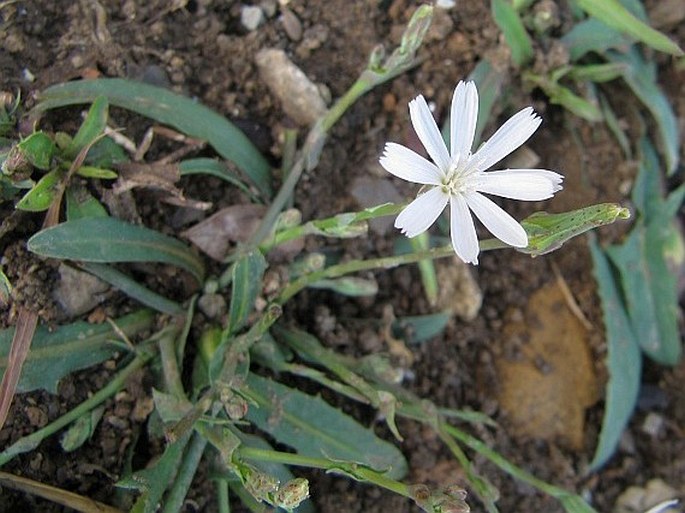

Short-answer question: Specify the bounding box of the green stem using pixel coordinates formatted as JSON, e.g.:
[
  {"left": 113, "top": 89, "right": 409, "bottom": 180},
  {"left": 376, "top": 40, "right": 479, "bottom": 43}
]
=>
[
  {"left": 410, "top": 232, "right": 438, "bottom": 306},
  {"left": 237, "top": 447, "right": 411, "bottom": 498},
  {"left": 162, "top": 432, "right": 208, "bottom": 513},
  {"left": 216, "top": 478, "right": 230, "bottom": 513},
  {"left": 249, "top": 79, "right": 370, "bottom": 247},
  {"left": 442, "top": 424, "right": 562, "bottom": 497},
  {"left": 0, "top": 350, "right": 154, "bottom": 466},
  {"left": 278, "top": 239, "right": 507, "bottom": 302},
  {"left": 261, "top": 203, "right": 404, "bottom": 251},
  {"left": 158, "top": 328, "right": 186, "bottom": 400}
]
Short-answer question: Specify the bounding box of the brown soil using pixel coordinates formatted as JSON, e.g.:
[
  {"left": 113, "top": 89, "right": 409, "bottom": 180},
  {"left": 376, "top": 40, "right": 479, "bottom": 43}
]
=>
[{"left": 1, "top": 1, "right": 684, "bottom": 512}]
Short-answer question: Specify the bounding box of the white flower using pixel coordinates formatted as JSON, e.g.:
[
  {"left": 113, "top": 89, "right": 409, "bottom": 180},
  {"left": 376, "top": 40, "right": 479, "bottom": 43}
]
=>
[{"left": 380, "top": 80, "right": 563, "bottom": 264}]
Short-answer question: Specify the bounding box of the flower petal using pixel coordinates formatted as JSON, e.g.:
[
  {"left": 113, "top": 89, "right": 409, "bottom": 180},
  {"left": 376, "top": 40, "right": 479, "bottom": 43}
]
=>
[
  {"left": 394, "top": 186, "right": 448, "bottom": 238},
  {"left": 380, "top": 142, "right": 445, "bottom": 185},
  {"left": 450, "top": 81, "right": 479, "bottom": 164},
  {"left": 450, "top": 193, "right": 480, "bottom": 265},
  {"left": 475, "top": 169, "right": 564, "bottom": 200},
  {"left": 409, "top": 95, "right": 451, "bottom": 171},
  {"left": 470, "top": 107, "right": 542, "bottom": 171},
  {"left": 465, "top": 192, "right": 528, "bottom": 247}
]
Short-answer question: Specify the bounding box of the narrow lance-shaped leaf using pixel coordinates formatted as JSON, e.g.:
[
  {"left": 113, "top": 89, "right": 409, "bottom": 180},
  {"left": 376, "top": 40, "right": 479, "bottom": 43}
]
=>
[
  {"left": 576, "top": 0, "right": 683, "bottom": 56},
  {"left": 491, "top": 0, "right": 534, "bottom": 66},
  {"left": 27, "top": 217, "right": 205, "bottom": 283},
  {"left": 605, "top": 139, "right": 684, "bottom": 365},
  {"left": 227, "top": 250, "right": 267, "bottom": 335},
  {"left": 0, "top": 310, "right": 154, "bottom": 393},
  {"left": 64, "top": 96, "right": 109, "bottom": 159},
  {"left": 117, "top": 431, "right": 193, "bottom": 513},
  {"left": 34, "top": 79, "right": 272, "bottom": 198},
  {"left": 588, "top": 237, "right": 641, "bottom": 471},
  {"left": 244, "top": 372, "right": 408, "bottom": 480},
  {"left": 608, "top": 48, "right": 680, "bottom": 174}
]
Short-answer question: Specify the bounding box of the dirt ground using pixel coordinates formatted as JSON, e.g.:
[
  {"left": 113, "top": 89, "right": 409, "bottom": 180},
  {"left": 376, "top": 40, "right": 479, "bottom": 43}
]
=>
[{"left": 0, "top": 1, "right": 684, "bottom": 512}]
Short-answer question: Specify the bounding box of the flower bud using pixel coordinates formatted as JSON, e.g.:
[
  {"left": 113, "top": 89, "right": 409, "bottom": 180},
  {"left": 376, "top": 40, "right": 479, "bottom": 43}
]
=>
[{"left": 275, "top": 478, "right": 310, "bottom": 511}]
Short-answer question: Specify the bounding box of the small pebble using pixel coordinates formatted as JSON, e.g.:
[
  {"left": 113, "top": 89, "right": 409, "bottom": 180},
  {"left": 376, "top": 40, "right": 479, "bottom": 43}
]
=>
[
  {"left": 281, "top": 7, "right": 302, "bottom": 41},
  {"left": 255, "top": 48, "right": 327, "bottom": 126},
  {"left": 641, "top": 412, "right": 664, "bottom": 437},
  {"left": 260, "top": 0, "right": 277, "bottom": 17},
  {"left": 241, "top": 5, "right": 264, "bottom": 31}
]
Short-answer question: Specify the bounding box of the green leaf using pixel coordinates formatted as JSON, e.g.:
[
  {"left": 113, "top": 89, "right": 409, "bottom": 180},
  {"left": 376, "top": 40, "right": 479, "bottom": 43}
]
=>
[
  {"left": 75, "top": 165, "right": 117, "bottom": 179},
  {"left": 608, "top": 47, "right": 680, "bottom": 174},
  {"left": 65, "top": 96, "right": 109, "bottom": 158},
  {"left": 35, "top": 79, "right": 272, "bottom": 198},
  {"left": 491, "top": 0, "right": 534, "bottom": 66},
  {"left": 118, "top": 431, "right": 192, "bottom": 513},
  {"left": 79, "top": 262, "right": 183, "bottom": 315},
  {"left": 520, "top": 203, "right": 631, "bottom": 256},
  {"left": 0, "top": 267, "right": 11, "bottom": 304},
  {"left": 0, "top": 310, "right": 153, "bottom": 393},
  {"left": 27, "top": 216, "right": 205, "bottom": 283},
  {"left": 60, "top": 406, "right": 105, "bottom": 452},
  {"left": 16, "top": 169, "right": 63, "bottom": 211},
  {"left": 566, "top": 63, "right": 626, "bottom": 83},
  {"left": 244, "top": 373, "right": 408, "bottom": 479},
  {"left": 525, "top": 74, "right": 602, "bottom": 122},
  {"left": 65, "top": 185, "right": 108, "bottom": 220},
  {"left": 588, "top": 237, "right": 641, "bottom": 471},
  {"left": 559, "top": 493, "right": 601, "bottom": 513},
  {"left": 549, "top": 84, "right": 603, "bottom": 122},
  {"left": 561, "top": 18, "right": 631, "bottom": 61},
  {"left": 607, "top": 225, "right": 682, "bottom": 365},
  {"left": 309, "top": 277, "right": 378, "bottom": 297},
  {"left": 85, "top": 136, "right": 128, "bottom": 168},
  {"left": 393, "top": 312, "right": 450, "bottom": 344},
  {"left": 605, "top": 140, "right": 683, "bottom": 365},
  {"left": 227, "top": 251, "right": 267, "bottom": 334},
  {"left": 16, "top": 131, "right": 56, "bottom": 170},
  {"left": 576, "top": 0, "right": 683, "bottom": 56},
  {"left": 179, "top": 158, "right": 255, "bottom": 200}
]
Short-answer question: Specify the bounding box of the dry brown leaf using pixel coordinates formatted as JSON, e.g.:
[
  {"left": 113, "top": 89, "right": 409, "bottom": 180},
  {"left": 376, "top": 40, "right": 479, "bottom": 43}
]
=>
[
  {"left": 182, "top": 204, "right": 267, "bottom": 261},
  {"left": 495, "top": 281, "right": 599, "bottom": 449}
]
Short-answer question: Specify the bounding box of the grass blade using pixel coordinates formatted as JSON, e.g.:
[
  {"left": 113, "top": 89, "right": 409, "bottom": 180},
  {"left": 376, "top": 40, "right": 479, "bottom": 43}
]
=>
[
  {"left": 34, "top": 79, "right": 272, "bottom": 198},
  {"left": 79, "top": 262, "right": 183, "bottom": 315},
  {"left": 491, "top": 0, "right": 534, "bottom": 66},
  {"left": 608, "top": 48, "right": 680, "bottom": 174},
  {"left": 28, "top": 217, "right": 205, "bottom": 283},
  {"left": 576, "top": 0, "right": 683, "bottom": 56},
  {"left": 588, "top": 237, "right": 641, "bottom": 471},
  {"left": 227, "top": 250, "right": 267, "bottom": 334}
]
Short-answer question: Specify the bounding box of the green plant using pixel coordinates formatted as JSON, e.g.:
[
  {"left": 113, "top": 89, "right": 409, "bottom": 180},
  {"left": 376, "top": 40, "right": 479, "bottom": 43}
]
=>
[{"left": 0, "top": 5, "right": 634, "bottom": 513}]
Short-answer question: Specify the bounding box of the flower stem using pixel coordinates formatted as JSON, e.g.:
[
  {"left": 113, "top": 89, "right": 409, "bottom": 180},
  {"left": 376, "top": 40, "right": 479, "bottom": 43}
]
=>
[
  {"left": 237, "top": 447, "right": 412, "bottom": 498},
  {"left": 442, "top": 424, "right": 563, "bottom": 497},
  {"left": 278, "top": 238, "right": 507, "bottom": 302},
  {"left": 162, "top": 432, "right": 209, "bottom": 513}
]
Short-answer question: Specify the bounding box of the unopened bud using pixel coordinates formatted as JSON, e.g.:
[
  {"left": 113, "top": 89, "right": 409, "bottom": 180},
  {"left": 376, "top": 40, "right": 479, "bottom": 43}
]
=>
[
  {"left": 275, "top": 478, "right": 309, "bottom": 511},
  {"left": 277, "top": 208, "right": 302, "bottom": 229}
]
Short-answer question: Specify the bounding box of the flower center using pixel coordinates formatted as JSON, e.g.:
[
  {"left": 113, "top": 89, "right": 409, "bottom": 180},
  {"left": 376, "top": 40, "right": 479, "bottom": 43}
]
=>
[{"left": 442, "top": 160, "right": 472, "bottom": 196}]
